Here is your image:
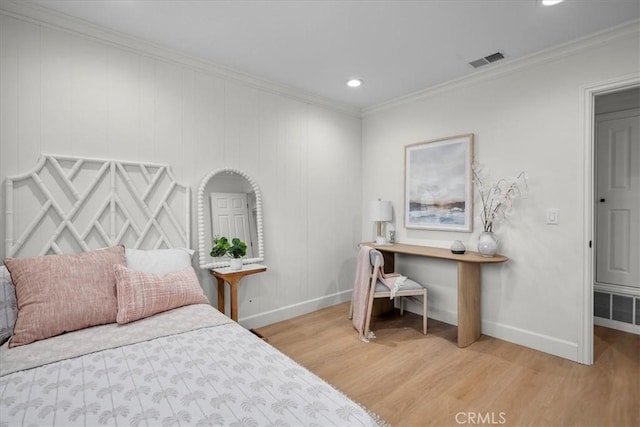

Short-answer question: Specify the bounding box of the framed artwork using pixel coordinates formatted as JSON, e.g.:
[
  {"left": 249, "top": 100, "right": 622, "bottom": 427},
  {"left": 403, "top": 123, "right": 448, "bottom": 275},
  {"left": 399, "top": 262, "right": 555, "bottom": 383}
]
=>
[{"left": 405, "top": 134, "right": 474, "bottom": 232}]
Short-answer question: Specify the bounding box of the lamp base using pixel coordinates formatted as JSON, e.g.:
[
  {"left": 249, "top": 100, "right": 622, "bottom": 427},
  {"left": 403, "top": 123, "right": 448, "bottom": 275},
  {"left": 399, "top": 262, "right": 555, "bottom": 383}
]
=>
[{"left": 375, "top": 236, "right": 390, "bottom": 245}]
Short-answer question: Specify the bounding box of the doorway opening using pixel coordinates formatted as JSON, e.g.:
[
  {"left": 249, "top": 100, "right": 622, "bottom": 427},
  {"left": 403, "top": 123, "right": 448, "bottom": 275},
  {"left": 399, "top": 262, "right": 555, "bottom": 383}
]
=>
[
  {"left": 593, "top": 88, "right": 640, "bottom": 335},
  {"left": 580, "top": 75, "right": 640, "bottom": 365}
]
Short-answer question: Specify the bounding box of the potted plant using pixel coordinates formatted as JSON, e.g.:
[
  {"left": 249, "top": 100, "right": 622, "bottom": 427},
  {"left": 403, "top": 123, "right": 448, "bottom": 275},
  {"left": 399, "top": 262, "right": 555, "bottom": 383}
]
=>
[{"left": 210, "top": 236, "right": 247, "bottom": 270}]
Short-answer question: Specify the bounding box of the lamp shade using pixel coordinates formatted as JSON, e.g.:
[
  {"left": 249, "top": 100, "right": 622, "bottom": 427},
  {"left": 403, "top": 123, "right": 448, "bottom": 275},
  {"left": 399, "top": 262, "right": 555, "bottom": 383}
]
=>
[{"left": 369, "top": 200, "right": 392, "bottom": 222}]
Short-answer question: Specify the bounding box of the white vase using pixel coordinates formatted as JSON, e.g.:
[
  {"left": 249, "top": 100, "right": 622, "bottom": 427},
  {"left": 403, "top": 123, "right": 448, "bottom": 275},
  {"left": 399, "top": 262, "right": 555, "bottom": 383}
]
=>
[
  {"left": 229, "top": 258, "right": 243, "bottom": 270},
  {"left": 477, "top": 232, "right": 498, "bottom": 257}
]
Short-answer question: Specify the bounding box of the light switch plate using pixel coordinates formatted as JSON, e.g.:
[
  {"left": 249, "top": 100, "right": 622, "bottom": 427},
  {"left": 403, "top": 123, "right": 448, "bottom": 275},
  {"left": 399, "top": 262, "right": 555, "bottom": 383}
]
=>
[{"left": 546, "top": 208, "right": 559, "bottom": 225}]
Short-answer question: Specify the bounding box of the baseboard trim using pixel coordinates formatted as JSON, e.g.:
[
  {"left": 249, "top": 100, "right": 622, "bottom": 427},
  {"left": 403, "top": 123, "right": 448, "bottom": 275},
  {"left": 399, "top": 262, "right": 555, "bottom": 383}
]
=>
[
  {"left": 243, "top": 293, "right": 580, "bottom": 362},
  {"left": 238, "top": 290, "right": 353, "bottom": 330},
  {"left": 481, "top": 320, "right": 578, "bottom": 362},
  {"left": 410, "top": 301, "right": 579, "bottom": 362},
  {"left": 594, "top": 317, "right": 640, "bottom": 335}
]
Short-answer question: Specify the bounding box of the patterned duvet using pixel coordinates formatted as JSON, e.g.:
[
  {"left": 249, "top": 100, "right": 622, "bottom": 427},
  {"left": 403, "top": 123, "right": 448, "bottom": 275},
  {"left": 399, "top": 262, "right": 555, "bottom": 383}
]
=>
[{"left": 0, "top": 305, "right": 385, "bottom": 426}]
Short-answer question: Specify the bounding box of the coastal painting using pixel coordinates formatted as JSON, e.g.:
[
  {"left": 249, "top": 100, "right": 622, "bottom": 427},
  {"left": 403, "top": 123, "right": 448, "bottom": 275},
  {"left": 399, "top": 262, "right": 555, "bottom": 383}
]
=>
[{"left": 405, "top": 134, "right": 474, "bottom": 232}]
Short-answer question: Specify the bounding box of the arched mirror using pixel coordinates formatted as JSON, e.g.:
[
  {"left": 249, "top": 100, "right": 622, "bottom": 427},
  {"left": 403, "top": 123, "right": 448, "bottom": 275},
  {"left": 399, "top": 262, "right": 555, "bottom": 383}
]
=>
[{"left": 197, "top": 168, "right": 264, "bottom": 269}]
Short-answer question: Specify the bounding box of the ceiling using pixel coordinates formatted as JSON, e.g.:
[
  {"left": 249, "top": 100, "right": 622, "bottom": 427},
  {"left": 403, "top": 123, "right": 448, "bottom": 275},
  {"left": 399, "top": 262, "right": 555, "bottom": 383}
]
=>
[{"left": 26, "top": 0, "right": 640, "bottom": 110}]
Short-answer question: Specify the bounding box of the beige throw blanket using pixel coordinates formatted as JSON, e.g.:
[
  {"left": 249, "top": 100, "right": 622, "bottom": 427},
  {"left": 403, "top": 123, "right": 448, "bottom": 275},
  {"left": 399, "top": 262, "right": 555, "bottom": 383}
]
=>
[{"left": 352, "top": 245, "right": 406, "bottom": 341}]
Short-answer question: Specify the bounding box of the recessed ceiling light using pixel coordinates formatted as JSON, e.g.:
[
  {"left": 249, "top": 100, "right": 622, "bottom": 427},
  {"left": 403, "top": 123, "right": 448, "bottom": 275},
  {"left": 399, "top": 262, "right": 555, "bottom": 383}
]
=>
[
  {"left": 346, "top": 78, "right": 363, "bottom": 88},
  {"left": 540, "top": 0, "right": 564, "bottom": 5}
]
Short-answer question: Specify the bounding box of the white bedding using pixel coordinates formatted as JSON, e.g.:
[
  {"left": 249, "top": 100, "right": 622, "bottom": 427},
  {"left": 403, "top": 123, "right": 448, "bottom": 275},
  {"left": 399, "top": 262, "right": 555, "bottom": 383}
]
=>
[
  {"left": 0, "top": 304, "right": 230, "bottom": 376},
  {"left": 0, "top": 305, "right": 385, "bottom": 426}
]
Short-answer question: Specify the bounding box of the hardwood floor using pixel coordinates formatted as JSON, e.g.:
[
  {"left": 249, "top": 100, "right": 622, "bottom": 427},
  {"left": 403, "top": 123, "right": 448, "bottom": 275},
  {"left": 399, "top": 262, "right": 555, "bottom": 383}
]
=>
[{"left": 255, "top": 302, "right": 640, "bottom": 427}]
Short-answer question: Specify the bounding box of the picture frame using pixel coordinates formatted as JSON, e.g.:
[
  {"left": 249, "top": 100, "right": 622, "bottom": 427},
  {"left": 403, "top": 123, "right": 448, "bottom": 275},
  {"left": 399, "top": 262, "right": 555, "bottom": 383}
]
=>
[{"left": 405, "top": 134, "right": 474, "bottom": 232}]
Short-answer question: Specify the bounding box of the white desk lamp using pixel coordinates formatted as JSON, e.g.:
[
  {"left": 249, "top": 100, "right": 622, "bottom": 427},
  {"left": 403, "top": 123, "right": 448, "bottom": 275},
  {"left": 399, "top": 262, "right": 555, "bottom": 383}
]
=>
[{"left": 369, "top": 200, "right": 392, "bottom": 245}]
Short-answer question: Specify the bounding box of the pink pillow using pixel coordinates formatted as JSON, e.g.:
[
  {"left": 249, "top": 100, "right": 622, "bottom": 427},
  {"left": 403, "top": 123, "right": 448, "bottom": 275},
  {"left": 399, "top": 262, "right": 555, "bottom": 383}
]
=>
[
  {"left": 114, "top": 265, "right": 209, "bottom": 324},
  {"left": 4, "top": 246, "right": 125, "bottom": 347}
]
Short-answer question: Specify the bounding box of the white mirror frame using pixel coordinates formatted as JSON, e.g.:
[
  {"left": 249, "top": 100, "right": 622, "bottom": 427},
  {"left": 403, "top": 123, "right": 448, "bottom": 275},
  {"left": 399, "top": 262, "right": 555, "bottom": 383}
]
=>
[{"left": 197, "top": 168, "right": 264, "bottom": 269}]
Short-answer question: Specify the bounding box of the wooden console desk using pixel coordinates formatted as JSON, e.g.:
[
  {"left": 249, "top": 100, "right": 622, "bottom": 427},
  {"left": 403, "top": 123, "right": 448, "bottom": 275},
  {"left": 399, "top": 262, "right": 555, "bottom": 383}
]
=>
[
  {"left": 211, "top": 264, "right": 267, "bottom": 321},
  {"left": 368, "top": 243, "right": 508, "bottom": 348}
]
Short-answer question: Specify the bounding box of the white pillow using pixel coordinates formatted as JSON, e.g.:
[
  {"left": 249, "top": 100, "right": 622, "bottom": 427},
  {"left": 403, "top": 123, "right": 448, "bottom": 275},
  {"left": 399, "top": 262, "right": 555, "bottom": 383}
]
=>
[{"left": 125, "top": 248, "right": 194, "bottom": 275}]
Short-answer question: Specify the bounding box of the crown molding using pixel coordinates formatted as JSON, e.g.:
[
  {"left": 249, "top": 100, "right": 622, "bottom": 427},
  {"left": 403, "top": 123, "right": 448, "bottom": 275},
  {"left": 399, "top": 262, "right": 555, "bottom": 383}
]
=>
[
  {"left": 0, "top": 0, "right": 361, "bottom": 117},
  {"left": 2, "top": 0, "right": 637, "bottom": 119},
  {"left": 363, "top": 19, "right": 640, "bottom": 117}
]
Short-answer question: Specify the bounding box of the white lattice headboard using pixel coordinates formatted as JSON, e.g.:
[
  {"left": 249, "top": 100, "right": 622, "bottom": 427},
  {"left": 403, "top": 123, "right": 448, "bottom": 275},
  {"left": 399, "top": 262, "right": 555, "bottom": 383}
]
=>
[{"left": 5, "top": 155, "right": 190, "bottom": 258}]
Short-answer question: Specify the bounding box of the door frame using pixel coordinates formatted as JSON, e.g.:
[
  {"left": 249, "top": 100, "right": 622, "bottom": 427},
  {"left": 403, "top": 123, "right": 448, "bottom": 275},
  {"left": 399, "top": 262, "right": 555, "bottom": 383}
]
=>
[{"left": 579, "top": 73, "right": 640, "bottom": 365}]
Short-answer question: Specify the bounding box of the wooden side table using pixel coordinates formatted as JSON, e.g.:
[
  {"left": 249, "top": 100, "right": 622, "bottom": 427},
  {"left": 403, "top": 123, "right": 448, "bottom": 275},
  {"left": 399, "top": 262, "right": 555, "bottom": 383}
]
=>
[{"left": 211, "top": 264, "right": 267, "bottom": 321}]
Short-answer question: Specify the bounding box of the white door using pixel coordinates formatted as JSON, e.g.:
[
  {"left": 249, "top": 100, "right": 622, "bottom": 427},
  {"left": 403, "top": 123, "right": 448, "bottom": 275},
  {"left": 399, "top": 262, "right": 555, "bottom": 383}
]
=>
[
  {"left": 210, "top": 192, "right": 253, "bottom": 258},
  {"left": 596, "top": 110, "right": 640, "bottom": 288}
]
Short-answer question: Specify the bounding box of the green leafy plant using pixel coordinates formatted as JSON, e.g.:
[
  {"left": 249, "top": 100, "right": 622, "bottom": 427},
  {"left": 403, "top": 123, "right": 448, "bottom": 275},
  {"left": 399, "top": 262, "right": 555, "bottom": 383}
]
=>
[{"left": 210, "top": 236, "right": 247, "bottom": 259}]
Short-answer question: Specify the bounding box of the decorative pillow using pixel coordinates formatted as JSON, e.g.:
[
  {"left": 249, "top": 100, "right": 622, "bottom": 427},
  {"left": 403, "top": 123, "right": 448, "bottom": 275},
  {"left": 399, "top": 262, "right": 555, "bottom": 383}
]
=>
[
  {"left": 114, "top": 264, "right": 209, "bottom": 324},
  {"left": 125, "top": 247, "right": 193, "bottom": 275},
  {"left": 4, "top": 246, "right": 126, "bottom": 347},
  {"left": 0, "top": 266, "right": 17, "bottom": 344}
]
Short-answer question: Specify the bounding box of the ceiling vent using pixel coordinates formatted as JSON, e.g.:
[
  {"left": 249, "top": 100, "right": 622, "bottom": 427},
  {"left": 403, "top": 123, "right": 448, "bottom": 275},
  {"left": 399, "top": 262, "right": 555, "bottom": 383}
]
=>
[{"left": 469, "top": 52, "right": 505, "bottom": 69}]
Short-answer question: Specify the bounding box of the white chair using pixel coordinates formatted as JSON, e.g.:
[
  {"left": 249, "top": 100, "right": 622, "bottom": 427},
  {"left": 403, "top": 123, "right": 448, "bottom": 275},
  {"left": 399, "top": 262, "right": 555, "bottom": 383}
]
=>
[{"left": 350, "top": 248, "right": 427, "bottom": 339}]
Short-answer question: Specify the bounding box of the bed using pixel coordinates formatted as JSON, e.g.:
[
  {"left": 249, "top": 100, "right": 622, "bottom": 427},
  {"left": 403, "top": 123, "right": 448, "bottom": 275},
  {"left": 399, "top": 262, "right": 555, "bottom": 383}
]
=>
[{"left": 1, "top": 155, "right": 385, "bottom": 427}]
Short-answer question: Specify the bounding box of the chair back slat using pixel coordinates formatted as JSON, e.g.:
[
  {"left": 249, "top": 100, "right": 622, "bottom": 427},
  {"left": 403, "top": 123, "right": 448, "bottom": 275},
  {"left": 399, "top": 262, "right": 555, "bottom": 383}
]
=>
[
  {"left": 369, "top": 249, "right": 383, "bottom": 291},
  {"left": 369, "top": 249, "right": 384, "bottom": 267}
]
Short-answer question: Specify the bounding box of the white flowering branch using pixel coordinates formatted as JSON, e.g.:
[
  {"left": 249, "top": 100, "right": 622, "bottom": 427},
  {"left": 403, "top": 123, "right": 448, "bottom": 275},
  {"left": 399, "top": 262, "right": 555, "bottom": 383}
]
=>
[{"left": 473, "top": 163, "right": 528, "bottom": 232}]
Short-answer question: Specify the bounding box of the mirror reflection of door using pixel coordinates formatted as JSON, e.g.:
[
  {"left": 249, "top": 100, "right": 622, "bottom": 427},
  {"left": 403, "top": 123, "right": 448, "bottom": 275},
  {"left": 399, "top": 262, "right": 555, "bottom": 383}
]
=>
[{"left": 210, "top": 192, "right": 254, "bottom": 258}]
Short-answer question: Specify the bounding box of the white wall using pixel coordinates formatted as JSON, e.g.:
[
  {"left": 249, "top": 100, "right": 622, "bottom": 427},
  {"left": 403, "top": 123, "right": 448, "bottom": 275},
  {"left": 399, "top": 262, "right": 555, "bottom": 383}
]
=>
[
  {"left": 0, "top": 7, "right": 362, "bottom": 328},
  {"left": 361, "top": 24, "right": 640, "bottom": 361},
  {"left": 2, "top": 1, "right": 638, "bottom": 362}
]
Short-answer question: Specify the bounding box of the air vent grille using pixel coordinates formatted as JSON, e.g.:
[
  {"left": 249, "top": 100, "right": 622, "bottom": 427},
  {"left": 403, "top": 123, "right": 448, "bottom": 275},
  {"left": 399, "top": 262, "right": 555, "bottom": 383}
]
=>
[
  {"left": 484, "top": 52, "right": 505, "bottom": 63},
  {"left": 469, "top": 51, "right": 506, "bottom": 69},
  {"left": 594, "top": 289, "right": 640, "bottom": 331}
]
